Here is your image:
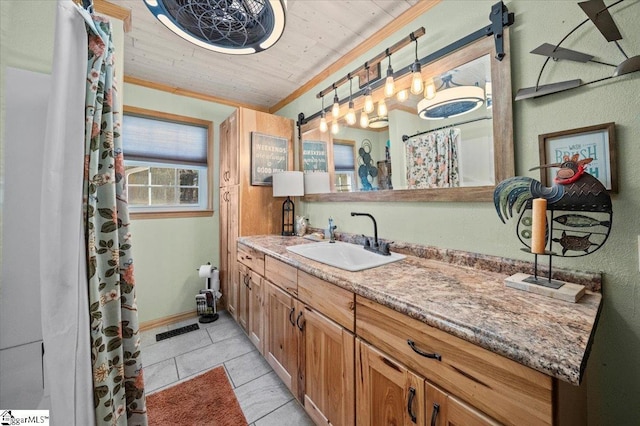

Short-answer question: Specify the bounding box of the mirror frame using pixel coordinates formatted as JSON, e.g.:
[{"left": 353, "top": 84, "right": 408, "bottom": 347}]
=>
[{"left": 299, "top": 30, "right": 514, "bottom": 202}]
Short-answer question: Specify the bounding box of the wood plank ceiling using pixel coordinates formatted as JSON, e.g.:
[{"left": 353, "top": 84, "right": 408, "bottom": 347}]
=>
[{"left": 112, "top": 0, "right": 420, "bottom": 111}]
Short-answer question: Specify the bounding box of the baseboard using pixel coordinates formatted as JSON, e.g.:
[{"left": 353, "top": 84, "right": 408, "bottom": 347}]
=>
[{"left": 139, "top": 310, "right": 197, "bottom": 332}]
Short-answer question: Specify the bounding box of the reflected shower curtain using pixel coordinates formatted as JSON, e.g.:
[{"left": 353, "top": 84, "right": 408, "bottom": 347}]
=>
[
  {"left": 405, "top": 128, "right": 460, "bottom": 188},
  {"left": 82, "top": 14, "right": 148, "bottom": 425}
]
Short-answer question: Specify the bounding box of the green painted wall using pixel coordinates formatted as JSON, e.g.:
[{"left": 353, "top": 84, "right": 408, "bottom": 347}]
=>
[
  {"left": 277, "top": 1, "right": 640, "bottom": 424},
  {"left": 123, "top": 83, "right": 235, "bottom": 323}
]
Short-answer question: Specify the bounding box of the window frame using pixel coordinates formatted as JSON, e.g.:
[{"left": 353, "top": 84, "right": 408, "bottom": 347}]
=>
[{"left": 123, "top": 105, "right": 214, "bottom": 219}]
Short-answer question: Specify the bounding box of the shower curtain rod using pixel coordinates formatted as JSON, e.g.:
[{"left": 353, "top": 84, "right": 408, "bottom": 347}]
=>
[{"left": 402, "top": 116, "right": 492, "bottom": 141}]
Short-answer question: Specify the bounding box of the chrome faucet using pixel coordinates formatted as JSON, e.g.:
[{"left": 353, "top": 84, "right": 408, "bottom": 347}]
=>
[
  {"left": 328, "top": 217, "right": 337, "bottom": 243},
  {"left": 350, "top": 212, "right": 390, "bottom": 255}
]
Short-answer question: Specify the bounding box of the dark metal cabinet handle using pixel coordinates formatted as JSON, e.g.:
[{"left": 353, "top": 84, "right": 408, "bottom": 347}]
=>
[
  {"left": 289, "top": 307, "right": 296, "bottom": 326},
  {"left": 243, "top": 275, "right": 250, "bottom": 287},
  {"left": 407, "top": 386, "right": 417, "bottom": 423},
  {"left": 430, "top": 403, "right": 440, "bottom": 426},
  {"left": 407, "top": 340, "right": 442, "bottom": 361},
  {"left": 296, "top": 311, "right": 305, "bottom": 331}
]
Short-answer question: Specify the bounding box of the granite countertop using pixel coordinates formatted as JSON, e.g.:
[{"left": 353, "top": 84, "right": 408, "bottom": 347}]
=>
[{"left": 238, "top": 235, "right": 602, "bottom": 386}]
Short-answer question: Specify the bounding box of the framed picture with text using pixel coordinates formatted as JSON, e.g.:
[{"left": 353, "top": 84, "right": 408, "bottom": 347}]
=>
[
  {"left": 538, "top": 122, "right": 617, "bottom": 192},
  {"left": 250, "top": 132, "right": 289, "bottom": 186}
]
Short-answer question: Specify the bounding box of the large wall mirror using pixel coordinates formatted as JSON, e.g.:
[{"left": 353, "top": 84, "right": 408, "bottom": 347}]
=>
[{"left": 300, "top": 31, "right": 514, "bottom": 202}]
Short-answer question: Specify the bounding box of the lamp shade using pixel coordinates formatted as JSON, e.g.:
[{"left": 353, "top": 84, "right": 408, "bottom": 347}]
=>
[
  {"left": 304, "top": 172, "right": 331, "bottom": 194},
  {"left": 273, "top": 171, "right": 304, "bottom": 197}
]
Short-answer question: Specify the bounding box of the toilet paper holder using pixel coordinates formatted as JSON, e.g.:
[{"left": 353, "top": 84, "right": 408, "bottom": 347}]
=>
[{"left": 196, "top": 262, "right": 220, "bottom": 323}]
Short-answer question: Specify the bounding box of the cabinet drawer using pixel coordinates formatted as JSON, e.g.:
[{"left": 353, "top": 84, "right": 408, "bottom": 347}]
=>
[
  {"left": 265, "top": 256, "right": 297, "bottom": 296},
  {"left": 237, "top": 243, "right": 265, "bottom": 275},
  {"left": 298, "top": 271, "right": 354, "bottom": 332},
  {"left": 355, "top": 296, "right": 553, "bottom": 426}
]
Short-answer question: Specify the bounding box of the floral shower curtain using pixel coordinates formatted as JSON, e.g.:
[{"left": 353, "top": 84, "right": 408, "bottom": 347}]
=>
[
  {"left": 405, "top": 128, "right": 461, "bottom": 189},
  {"left": 82, "top": 15, "right": 147, "bottom": 425}
]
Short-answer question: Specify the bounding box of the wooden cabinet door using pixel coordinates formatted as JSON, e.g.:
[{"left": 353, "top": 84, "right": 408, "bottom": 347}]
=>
[
  {"left": 238, "top": 264, "right": 250, "bottom": 332},
  {"left": 219, "top": 110, "right": 238, "bottom": 187},
  {"left": 248, "top": 270, "right": 264, "bottom": 353},
  {"left": 221, "top": 186, "right": 239, "bottom": 318},
  {"left": 264, "top": 281, "right": 298, "bottom": 396},
  {"left": 356, "top": 339, "right": 425, "bottom": 426},
  {"left": 426, "top": 383, "right": 499, "bottom": 426},
  {"left": 299, "top": 305, "right": 355, "bottom": 426}
]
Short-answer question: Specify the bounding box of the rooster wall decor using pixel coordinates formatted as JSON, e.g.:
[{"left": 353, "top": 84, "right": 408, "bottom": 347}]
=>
[{"left": 494, "top": 153, "right": 613, "bottom": 257}]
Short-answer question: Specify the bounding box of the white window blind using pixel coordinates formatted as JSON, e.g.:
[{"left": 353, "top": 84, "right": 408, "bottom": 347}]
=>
[
  {"left": 334, "top": 143, "right": 355, "bottom": 171},
  {"left": 122, "top": 115, "right": 208, "bottom": 166}
]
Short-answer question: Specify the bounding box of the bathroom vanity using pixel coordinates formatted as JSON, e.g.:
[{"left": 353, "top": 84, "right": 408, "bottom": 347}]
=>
[{"left": 232, "top": 235, "right": 602, "bottom": 425}]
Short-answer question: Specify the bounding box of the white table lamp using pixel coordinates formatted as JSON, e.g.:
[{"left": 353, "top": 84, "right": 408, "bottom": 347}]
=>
[{"left": 273, "top": 171, "right": 304, "bottom": 236}]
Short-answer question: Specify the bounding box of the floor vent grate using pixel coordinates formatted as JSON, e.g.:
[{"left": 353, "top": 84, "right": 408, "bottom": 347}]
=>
[{"left": 155, "top": 323, "right": 199, "bottom": 342}]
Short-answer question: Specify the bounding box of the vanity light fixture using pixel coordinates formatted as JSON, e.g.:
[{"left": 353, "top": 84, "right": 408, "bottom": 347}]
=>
[
  {"left": 331, "top": 86, "right": 340, "bottom": 118},
  {"left": 143, "top": 0, "right": 287, "bottom": 55},
  {"left": 384, "top": 52, "right": 395, "bottom": 97},
  {"left": 331, "top": 121, "right": 339, "bottom": 134},
  {"left": 345, "top": 77, "right": 357, "bottom": 126},
  {"left": 410, "top": 36, "right": 423, "bottom": 95},
  {"left": 417, "top": 75, "right": 484, "bottom": 120},
  {"left": 319, "top": 96, "right": 328, "bottom": 133},
  {"left": 363, "top": 66, "right": 374, "bottom": 113}
]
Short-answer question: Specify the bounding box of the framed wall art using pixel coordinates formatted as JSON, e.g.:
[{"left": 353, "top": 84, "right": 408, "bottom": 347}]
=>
[
  {"left": 538, "top": 122, "right": 617, "bottom": 192},
  {"left": 251, "top": 132, "right": 289, "bottom": 186}
]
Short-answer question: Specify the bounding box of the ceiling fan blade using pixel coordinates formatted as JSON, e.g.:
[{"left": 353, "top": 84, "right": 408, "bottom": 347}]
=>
[
  {"left": 579, "top": 0, "right": 622, "bottom": 42},
  {"left": 515, "top": 79, "right": 582, "bottom": 101},
  {"left": 531, "top": 43, "right": 594, "bottom": 62},
  {"left": 613, "top": 55, "right": 640, "bottom": 76}
]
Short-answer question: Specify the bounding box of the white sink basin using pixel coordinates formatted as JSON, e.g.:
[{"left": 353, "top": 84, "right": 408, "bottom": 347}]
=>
[{"left": 286, "top": 240, "right": 405, "bottom": 272}]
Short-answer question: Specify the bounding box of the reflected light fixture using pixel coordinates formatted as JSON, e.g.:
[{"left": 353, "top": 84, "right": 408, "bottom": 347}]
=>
[
  {"left": 345, "top": 77, "right": 357, "bottom": 125},
  {"left": 424, "top": 78, "right": 436, "bottom": 100},
  {"left": 319, "top": 96, "right": 328, "bottom": 133},
  {"left": 417, "top": 75, "right": 484, "bottom": 120},
  {"left": 384, "top": 53, "right": 395, "bottom": 97},
  {"left": 377, "top": 98, "right": 387, "bottom": 117},
  {"left": 331, "top": 87, "right": 340, "bottom": 118},
  {"left": 331, "top": 121, "right": 339, "bottom": 134},
  {"left": 410, "top": 36, "right": 423, "bottom": 95},
  {"left": 396, "top": 89, "right": 409, "bottom": 102},
  {"left": 360, "top": 110, "right": 369, "bottom": 128},
  {"left": 368, "top": 116, "right": 389, "bottom": 129},
  {"left": 144, "top": 0, "right": 287, "bottom": 55}
]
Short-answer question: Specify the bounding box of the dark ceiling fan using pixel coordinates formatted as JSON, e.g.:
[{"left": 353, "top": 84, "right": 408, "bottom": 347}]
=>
[{"left": 515, "top": 0, "right": 639, "bottom": 100}]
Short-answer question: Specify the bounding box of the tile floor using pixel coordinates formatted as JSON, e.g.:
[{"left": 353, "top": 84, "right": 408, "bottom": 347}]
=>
[{"left": 141, "top": 310, "right": 314, "bottom": 425}]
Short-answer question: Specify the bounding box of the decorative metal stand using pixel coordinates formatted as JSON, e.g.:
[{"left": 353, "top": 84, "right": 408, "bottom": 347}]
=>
[{"left": 494, "top": 153, "right": 613, "bottom": 302}]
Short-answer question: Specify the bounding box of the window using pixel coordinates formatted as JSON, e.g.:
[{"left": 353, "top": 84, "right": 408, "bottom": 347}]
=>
[
  {"left": 122, "top": 106, "right": 213, "bottom": 218},
  {"left": 333, "top": 139, "right": 358, "bottom": 192}
]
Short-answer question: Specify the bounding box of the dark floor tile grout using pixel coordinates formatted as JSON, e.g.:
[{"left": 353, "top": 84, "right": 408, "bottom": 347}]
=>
[{"left": 250, "top": 397, "right": 296, "bottom": 425}]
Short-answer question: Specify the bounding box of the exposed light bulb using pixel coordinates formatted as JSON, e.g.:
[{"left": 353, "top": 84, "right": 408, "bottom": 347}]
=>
[
  {"left": 331, "top": 94, "right": 340, "bottom": 118},
  {"left": 411, "top": 62, "right": 423, "bottom": 95},
  {"left": 377, "top": 99, "right": 387, "bottom": 117},
  {"left": 396, "top": 89, "right": 408, "bottom": 102},
  {"left": 319, "top": 115, "right": 328, "bottom": 133},
  {"left": 385, "top": 60, "right": 395, "bottom": 97},
  {"left": 331, "top": 121, "right": 339, "bottom": 134},
  {"left": 360, "top": 110, "right": 369, "bottom": 128},
  {"left": 346, "top": 101, "right": 356, "bottom": 125},
  {"left": 385, "top": 75, "right": 395, "bottom": 97},
  {"left": 424, "top": 80, "right": 436, "bottom": 100},
  {"left": 364, "top": 93, "right": 374, "bottom": 114}
]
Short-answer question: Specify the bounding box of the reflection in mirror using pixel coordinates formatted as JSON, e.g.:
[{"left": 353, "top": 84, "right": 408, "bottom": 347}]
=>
[{"left": 300, "top": 32, "right": 513, "bottom": 202}]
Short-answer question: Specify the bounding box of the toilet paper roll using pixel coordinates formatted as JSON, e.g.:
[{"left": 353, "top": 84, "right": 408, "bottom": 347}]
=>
[{"left": 198, "top": 265, "right": 214, "bottom": 278}]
